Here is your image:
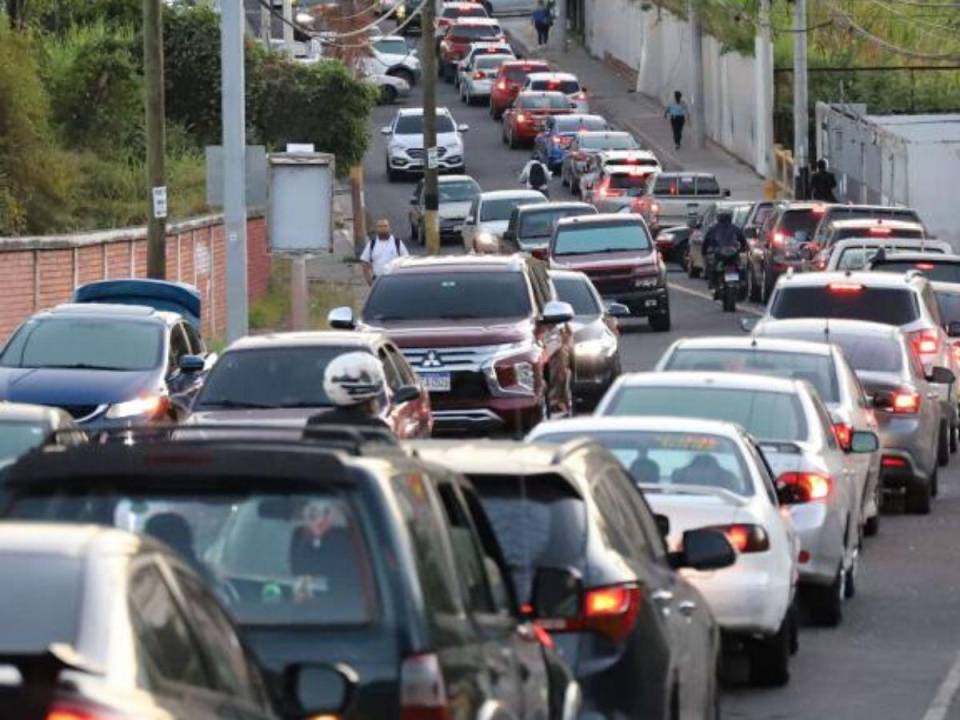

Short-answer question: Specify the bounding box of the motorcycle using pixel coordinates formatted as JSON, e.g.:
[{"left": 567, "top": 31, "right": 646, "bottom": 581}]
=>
[{"left": 714, "top": 246, "right": 744, "bottom": 313}]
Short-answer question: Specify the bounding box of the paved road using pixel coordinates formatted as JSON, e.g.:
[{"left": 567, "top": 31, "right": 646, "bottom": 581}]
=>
[{"left": 360, "top": 36, "right": 960, "bottom": 720}]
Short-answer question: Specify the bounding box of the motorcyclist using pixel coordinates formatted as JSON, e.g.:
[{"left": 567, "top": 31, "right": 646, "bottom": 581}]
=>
[
  {"left": 701, "top": 207, "right": 748, "bottom": 298},
  {"left": 519, "top": 158, "right": 551, "bottom": 197},
  {"left": 305, "top": 351, "right": 392, "bottom": 432}
]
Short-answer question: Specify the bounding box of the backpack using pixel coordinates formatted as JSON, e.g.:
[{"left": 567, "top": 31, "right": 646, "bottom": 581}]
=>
[
  {"left": 367, "top": 235, "right": 402, "bottom": 258},
  {"left": 529, "top": 161, "right": 547, "bottom": 189}
]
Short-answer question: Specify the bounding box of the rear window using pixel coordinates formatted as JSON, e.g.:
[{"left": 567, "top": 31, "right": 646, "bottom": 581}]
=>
[
  {"left": 443, "top": 5, "right": 486, "bottom": 16},
  {"left": 608, "top": 173, "right": 648, "bottom": 195},
  {"left": 504, "top": 64, "right": 548, "bottom": 81},
  {"left": 450, "top": 25, "right": 499, "bottom": 40},
  {"left": 0, "top": 554, "right": 82, "bottom": 651},
  {"left": 555, "top": 116, "right": 606, "bottom": 132},
  {"left": 653, "top": 175, "right": 696, "bottom": 196},
  {"left": 552, "top": 275, "right": 601, "bottom": 316},
  {"left": 482, "top": 196, "right": 544, "bottom": 222},
  {"left": 365, "top": 271, "right": 532, "bottom": 321},
  {"left": 518, "top": 207, "right": 594, "bottom": 240},
  {"left": 530, "top": 79, "right": 580, "bottom": 94},
  {"left": 778, "top": 209, "right": 823, "bottom": 239},
  {"left": 873, "top": 260, "right": 960, "bottom": 284},
  {"left": 553, "top": 222, "right": 651, "bottom": 256},
  {"left": 475, "top": 55, "right": 508, "bottom": 70},
  {"left": 518, "top": 94, "right": 570, "bottom": 110},
  {"left": 696, "top": 176, "right": 721, "bottom": 195},
  {"left": 470, "top": 473, "right": 586, "bottom": 603},
  {"left": 580, "top": 134, "right": 637, "bottom": 151},
  {"left": 666, "top": 348, "right": 838, "bottom": 403},
  {"left": 937, "top": 291, "right": 960, "bottom": 324},
  {"left": 834, "top": 226, "right": 924, "bottom": 241},
  {"left": 604, "top": 386, "right": 809, "bottom": 442},
  {"left": 770, "top": 286, "right": 920, "bottom": 326},
  {"left": 832, "top": 334, "right": 903, "bottom": 373}
]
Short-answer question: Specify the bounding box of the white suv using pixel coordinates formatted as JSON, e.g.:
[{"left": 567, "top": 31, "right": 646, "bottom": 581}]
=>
[{"left": 382, "top": 107, "right": 469, "bottom": 181}]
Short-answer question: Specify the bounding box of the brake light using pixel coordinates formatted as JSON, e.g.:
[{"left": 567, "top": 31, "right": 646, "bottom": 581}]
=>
[
  {"left": 473, "top": 70, "right": 485, "bottom": 79},
  {"left": 909, "top": 329, "right": 939, "bottom": 359},
  {"left": 882, "top": 456, "right": 908, "bottom": 469},
  {"left": 771, "top": 231, "right": 788, "bottom": 247},
  {"left": 707, "top": 524, "right": 770, "bottom": 553},
  {"left": 833, "top": 422, "right": 853, "bottom": 451},
  {"left": 776, "top": 472, "right": 833, "bottom": 503},
  {"left": 496, "top": 80, "right": 507, "bottom": 90},
  {"left": 915, "top": 262, "right": 935, "bottom": 271},
  {"left": 650, "top": 202, "right": 660, "bottom": 214},
  {"left": 47, "top": 704, "right": 118, "bottom": 720},
  {"left": 827, "top": 282, "right": 864, "bottom": 294},
  {"left": 893, "top": 391, "right": 921, "bottom": 413},
  {"left": 516, "top": 113, "right": 528, "bottom": 124},
  {"left": 812, "top": 204, "right": 826, "bottom": 214},
  {"left": 581, "top": 585, "right": 642, "bottom": 642},
  {"left": 401, "top": 653, "right": 451, "bottom": 720},
  {"left": 869, "top": 226, "right": 892, "bottom": 235}
]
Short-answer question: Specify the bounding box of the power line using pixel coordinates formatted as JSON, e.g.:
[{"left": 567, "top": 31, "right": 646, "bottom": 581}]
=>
[
  {"left": 863, "top": 0, "right": 960, "bottom": 39},
  {"left": 255, "top": 0, "right": 426, "bottom": 49},
  {"left": 827, "top": 1, "right": 960, "bottom": 60}
]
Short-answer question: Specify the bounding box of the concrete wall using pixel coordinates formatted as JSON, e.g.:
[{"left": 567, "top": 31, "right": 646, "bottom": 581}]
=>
[
  {"left": 585, "top": 0, "right": 771, "bottom": 175},
  {"left": 0, "top": 214, "right": 272, "bottom": 343}
]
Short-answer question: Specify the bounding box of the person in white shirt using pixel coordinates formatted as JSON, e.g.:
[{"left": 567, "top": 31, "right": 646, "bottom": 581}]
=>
[
  {"left": 360, "top": 218, "right": 409, "bottom": 285},
  {"left": 518, "top": 159, "right": 551, "bottom": 197}
]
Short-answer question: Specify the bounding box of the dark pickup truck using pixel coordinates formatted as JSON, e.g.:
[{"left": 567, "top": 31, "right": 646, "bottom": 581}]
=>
[
  {"left": 328, "top": 254, "right": 576, "bottom": 435},
  {"left": 548, "top": 214, "right": 671, "bottom": 332}
]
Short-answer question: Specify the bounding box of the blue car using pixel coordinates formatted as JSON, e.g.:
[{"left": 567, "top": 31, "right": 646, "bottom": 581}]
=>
[
  {"left": 0, "top": 279, "right": 215, "bottom": 427},
  {"left": 533, "top": 113, "right": 609, "bottom": 171}
]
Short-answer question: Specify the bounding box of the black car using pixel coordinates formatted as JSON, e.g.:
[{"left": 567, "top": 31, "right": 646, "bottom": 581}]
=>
[
  {"left": 809, "top": 203, "right": 924, "bottom": 249},
  {"left": 503, "top": 201, "right": 598, "bottom": 256},
  {"left": 0, "top": 522, "right": 346, "bottom": 720},
  {"left": 750, "top": 202, "right": 832, "bottom": 302},
  {"left": 0, "top": 427, "right": 579, "bottom": 720},
  {"left": 410, "top": 439, "right": 735, "bottom": 720}
]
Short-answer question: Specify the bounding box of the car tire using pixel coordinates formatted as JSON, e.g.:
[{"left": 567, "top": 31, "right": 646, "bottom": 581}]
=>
[
  {"left": 508, "top": 128, "right": 519, "bottom": 149},
  {"left": 650, "top": 309, "right": 671, "bottom": 332},
  {"left": 762, "top": 265, "right": 775, "bottom": 304},
  {"left": 416, "top": 221, "right": 425, "bottom": 246},
  {"left": 908, "top": 472, "right": 933, "bottom": 514},
  {"left": 391, "top": 67, "right": 415, "bottom": 87},
  {"left": 747, "top": 616, "right": 791, "bottom": 687},
  {"left": 807, "top": 570, "right": 844, "bottom": 627},
  {"left": 938, "top": 420, "right": 950, "bottom": 467},
  {"left": 386, "top": 162, "right": 399, "bottom": 182},
  {"left": 686, "top": 251, "right": 701, "bottom": 279},
  {"left": 951, "top": 422, "right": 958, "bottom": 453},
  {"left": 864, "top": 499, "right": 880, "bottom": 536},
  {"left": 748, "top": 265, "right": 762, "bottom": 303}
]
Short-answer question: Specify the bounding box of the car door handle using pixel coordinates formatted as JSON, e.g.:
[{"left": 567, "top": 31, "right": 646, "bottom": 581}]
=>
[{"left": 678, "top": 600, "right": 697, "bottom": 617}]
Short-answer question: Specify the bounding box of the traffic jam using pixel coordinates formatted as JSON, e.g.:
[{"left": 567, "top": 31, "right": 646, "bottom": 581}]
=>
[{"left": 3, "top": 4, "right": 960, "bottom": 720}]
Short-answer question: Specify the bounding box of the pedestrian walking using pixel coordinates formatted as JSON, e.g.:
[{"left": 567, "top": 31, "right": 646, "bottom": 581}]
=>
[
  {"left": 664, "top": 91, "right": 689, "bottom": 150},
  {"left": 532, "top": 0, "right": 551, "bottom": 46},
  {"left": 360, "top": 218, "right": 408, "bottom": 285},
  {"left": 810, "top": 159, "right": 838, "bottom": 202}
]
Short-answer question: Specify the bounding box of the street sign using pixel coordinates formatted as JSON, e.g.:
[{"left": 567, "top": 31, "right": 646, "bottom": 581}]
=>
[
  {"left": 286, "top": 143, "right": 316, "bottom": 153},
  {"left": 152, "top": 186, "right": 168, "bottom": 219},
  {"left": 269, "top": 152, "right": 335, "bottom": 253},
  {"left": 427, "top": 146, "right": 439, "bottom": 170}
]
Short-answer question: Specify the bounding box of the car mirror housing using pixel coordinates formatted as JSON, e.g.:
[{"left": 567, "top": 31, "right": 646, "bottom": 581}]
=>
[
  {"left": 541, "top": 300, "right": 575, "bottom": 325},
  {"left": 670, "top": 529, "right": 736, "bottom": 571},
  {"left": 328, "top": 306, "right": 356, "bottom": 330},
  {"left": 393, "top": 385, "right": 421, "bottom": 404},
  {"left": 380, "top": 125, "right": 392, "bottom": 136},
  {"left": 928, "top": 365, "right": 956, "bottom": 385},
  {"left": 178, "top": 354, "right": 205, "bottom": 373},
  {"left": 458, "top": 123, "right": 470, "bottom": 132},
  {"left": 285, "top": 663, "right": 357, "bottom": 718},
  {"left": 739, "top": 317, "right": 758, "bottom": 333},
  {"left": 605, "top": 301, "right": 630, "bottom": 318},
  {"left": 850, "top": 430, "right": 880, "bottom": 454},
  {"left": 531, "top": 566, "right": 582, "bottom": 620},
  {"left": 723, "top": 188, "right": 731, "bottom": 197}
]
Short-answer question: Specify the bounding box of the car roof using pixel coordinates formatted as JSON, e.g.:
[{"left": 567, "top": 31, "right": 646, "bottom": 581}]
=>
[
  {"left": 0, "top": 522, "right": 143, "bottom": 558},
  {"left": 516, "top": 90, "right": 568, "bottom": 100},
  {"left": 526, "top": 71, "right": 577, "bottom": 81},
  {"left": 775, "top": 269, "right": 925, "bottom": 289},
  {"left": 829, "top": 218, "right": 924, "bottom": 230},
  {"left": 598, "top": 150, "right": 658, "bottom": 160},
  {"left": 878, "top": 252, "right": 960, "bottom": 264},
  {"left": 832, "top": 238, "right": 947, "bottom": 251},
  {"left": 780, "top": 202, "right": 832, "bottom": 212},
  {"left": 501, "top": 59, "right": 550, "bottom": 68},
  {"left": 44, "top": 303, "right": 171, "bottom": 325},
  {"left": 480, "top": 189, "right": 546, "bottom": 200},
  {"left": 450, "top": 17, "right": 500, "bottom": 25},
  {"left": 406, "top": 439, "right": 586, "bottom": 481},
  {"left": 517, "top": 201, "right": 593, "bottom": 214},
  {"left": 0, "top": 402, "right": 71, "bottom": 423},
  {"left": 385, "top": 253, "right": 529, "bottom": 274},
  {"left": 823, "top": 204, "right": 917, "bottom": 215},
  {"left": 532, "top": 415, "right": 746, "bottom": 441},
  {"left": 438, "top": 174, "right": 478, "bottom": 184},
  {"left": 756, "top": 317, "right": 903, "bottom": 340},
  {"left": 932, "top": 281, "right": 960, "bottom": 295},
  {"left": 576, "top": 130, "right": 631, "bottom": 138},
  {"left": 547, "top": 268, "right": 591, "bottom": 282},
  {"left": 616, "top": 370, "right": 804, "bottom": 394},
  {"left": 396, "top": 106, "right": 452, "bottom": 117},
  {"left": 225, "top": 331, "right": 388, "bottom": 352},
  {"left": 670, "top": 335, "right": 834, "bottom": 357},
  {"left": 555, "top": 213, "right": 643, "bottom": 228},
  {"left": 653, "top": 171, "right": 718, "bottom": 179}
]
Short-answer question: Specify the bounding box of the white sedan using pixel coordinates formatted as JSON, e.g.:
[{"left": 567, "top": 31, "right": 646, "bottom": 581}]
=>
[{"left": 529, "top": 415, "right": 800, "bottom": 687}]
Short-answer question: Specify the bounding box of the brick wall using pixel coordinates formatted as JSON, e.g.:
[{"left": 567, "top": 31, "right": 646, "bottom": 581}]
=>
[{"left": 0, "top": 214, "right": 270, "bottom": 344}]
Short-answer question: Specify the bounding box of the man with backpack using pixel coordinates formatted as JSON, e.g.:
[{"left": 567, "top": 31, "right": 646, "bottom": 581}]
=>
[
  {"left": 519, "top": 158, "right": 551, "bottom": 197},
  {"left": 360, "top": 218, "right": 409, "bottom": 285}
]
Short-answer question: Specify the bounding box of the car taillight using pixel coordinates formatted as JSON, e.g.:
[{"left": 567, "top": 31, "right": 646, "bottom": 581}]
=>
[
  {"left": 827, "top": 282, "right": 864, "bottom": 294},
  {"left": 401, "top": 653, "right": 451, "bottom": 720},
  {"left": 776, "top": 471, "right": 833, "bottom": 503},
  {"left": 581, "top": 585, "right": 642, "bottom": 642},
  {"left": 707, "top": 524, "right": 770, "bottom": 553},
  {"left": 47, "top": 703, "right": 123, "bottom": 720},
  {"left": 893, "top": 390, "right": 921, "bottom": 413},
  {"left": 473, "top": 70, "right": 485, "bottom": 79},
  {"left": 496, "top": 80, "right": 507, "bottom": 90},
  {"left": 915, "top": 262, "right": 935, "bottom": 271},
  {"left": 882, "top": 456, "right": 908, "bottom": 469},
  {"left": 833, "top": 422, "right": 853, "bottom": 451},
  {"left": 516, "top": 113, "right": 528, "bottom": 123},
  {"left": 952, "top": 340, "right": 960, "bottom": 363},
  {"left": 650, "top": 201, "right": 660, "bottom": 214},
  {"left": 909, "top": 330, "right": 939, "bottom": 360},
  {"left": 771, "top": 231, "right": 789, "bottom": 247}
]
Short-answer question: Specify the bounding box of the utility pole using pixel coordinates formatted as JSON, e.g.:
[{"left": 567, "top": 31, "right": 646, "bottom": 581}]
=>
[
  {"left": 687, "top": 0, "right": 706, "bottom": 149},
  {"left": 793, "top": 0, "right": 810, "bottom": 198},
  {"left": 282, "top": 0, "right": 295, "bottom": 55},
  {"left": 143, "top": 0, "right": 167, "bottom": 279},
  {"left": 260, "top": 0, "right": 272, "bottom": 47},
  {"left": 554, "top": 0, "right": 567, "bottom": 52},
  {"left": 221, "top": 0, "right": 249, "bottom": 342},
  {"left": 757, "top": 0, "right": 775, "bottom": 188},
  {"left": 422, "top": 0, "right": 440, "bottom": 254}
]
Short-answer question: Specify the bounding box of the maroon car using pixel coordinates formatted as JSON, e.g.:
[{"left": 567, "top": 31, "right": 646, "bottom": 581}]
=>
[
  {"left": 187, "top": 331, "right": 432, "bottom": 438},
  {"left": 502, "top": 91, "right": 575, "bottom": 148},
  {"left": 329, "top": 254, "right": 576, "bottom": 436},
  {"left": 439, "top": 18, "right": 504, "bottom": 80},
  {"left": 548, "top": 213, "right": 671, "bottom": 332}
]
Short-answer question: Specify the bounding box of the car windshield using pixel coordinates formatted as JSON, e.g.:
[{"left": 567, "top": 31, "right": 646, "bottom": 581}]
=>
[
  {"left": 665, "top": 348, "right": 838, "bottom": 403},
  {"left": 450, "top": 25, "right": 499, "bottom": 40},
  {"left": 770, "top": 286, "right": 920, "bottom": 325},
  {"left": 0, "top": 421, "right": 50, "bottom": 465},
  {"left": 3, "top": 490, "right": 378, "bottom": 627},
  {"left": 481, "top": 196, "right": 542, "bottom": 221},
  {"left": 553, "top": 222, "right": 651, "bottom": 256},
  {"left": 604, "top": 386, "right": 809, "bottom": 441},
  {"left": 581, "top": 134, "right": 637, "bottom": 150},
  {"left": 873, "top": 260, "right": 960, "bottom": 283},
  {"left": 475, "top": 55, "right": 509, "bottom": 70},
  {"left": 552, "top": 276, "right": 601, "bottom": 317},
  {"left": 518, "top": 207, "right": 594, "bottom": 240},
  {"left": 0, "top": 318, "right": 163, "bottom": 371},
  {"left": 534, "top": 430, "right": 753, "bottom": 496},
  {"left": 518, "top": 94, "right": 570, "bottom": 110},
  {"left": 555, "top": 116, "right": 606, "bottom": 132},
  {"left": 778, "top": 209, "right": 824, "bottom": 239},
  {"left": 470, "top": 473, "right": 586, "bottom": 603},
  {"left": 194, "top": 347, "right": 362, "bottom": 410},
  {"left": 365, "top": 271, "right": 531, "bottom": 321},
  {"left": 0, "top": 554, "right": 83, "bottom": 651},
  {"left": 439, "top": 180, "right": 480, "bottom": 202},
  {"left": 374, "top": 38, "right": 408, "bottom": 54},
  {"left": 530, "top": 79, "right": 580, "bottom": 94},
  {"left": 396, "top": 114, "right": 456, "bottom": 134}
]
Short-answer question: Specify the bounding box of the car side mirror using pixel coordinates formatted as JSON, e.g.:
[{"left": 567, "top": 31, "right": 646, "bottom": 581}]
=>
[
  {"left": 723, "top": 189, "right": 731, "bottom": 197},
  {"left": 285, "top": 663, "right": 356, "bottom": 718},
  {"left": 569, "top": 100, "right": 578, "bottom": 109},
  {"left": 540, "top": 300, "right": 575, "bottom": 325},
  {"left": 947, "top": 322, "right": 960, "bottom": 338},
  {"left": 605, "top": 301, "right": 630, "bottom": 318},
  {"left": 531, "top": 566, "right": 582, "bottom": 620},
  {"left": 928, "top": 366, "right": 956, "bottom": 385},
  {"left": 851, "top": 430, "right": 880, "bottom": 454},
  {"left": 669, "top": 529, "right": 735, "bottom": 571},
  {"left": 328, "top": 306, "right": 356, "bottom": 330},
  {"left": 458, "top": 123, "right": 470, "bottom": 132},
  {"left": 380, "top": 125, "right": 392, "bottom": 136},
  {"left": 465, "top": 215, "right": 475, "bottom": 224},
  {"left": 654, "top": 513, "right": 670, "bottom": 539},
  {"left": 178, "top": 354, "right": 205, "bottom": 374},
  {"left": 393, "top": 385, "right": 421, "bottom": 404},
  {"left": 739, "top": 317, "right": 758, "bottom": 333}
]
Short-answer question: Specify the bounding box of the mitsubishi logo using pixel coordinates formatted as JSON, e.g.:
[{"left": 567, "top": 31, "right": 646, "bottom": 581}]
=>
[{"left": 422, "top": 351, "right": 443, "bottom": 368}]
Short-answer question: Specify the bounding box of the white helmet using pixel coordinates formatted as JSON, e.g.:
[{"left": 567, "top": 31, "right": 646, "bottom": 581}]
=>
[{"left": 323, "top": 352, "right": 386, "bottom": 407}]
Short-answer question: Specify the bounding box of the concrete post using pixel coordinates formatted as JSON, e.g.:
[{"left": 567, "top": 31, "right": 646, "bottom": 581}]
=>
[{"left": 793, "top": 0, "right": 810, "bottom": 198}]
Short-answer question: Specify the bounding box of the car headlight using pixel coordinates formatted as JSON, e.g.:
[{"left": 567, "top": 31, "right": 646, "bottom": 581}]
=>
[
  {"left": 474, "top": 231, "right": 498, "bottom": 253},
  {"left": 106, "top": 393, "right": 169, "bottom": 420},
  {"left": 576, "top": 334, "right": 618, "bottom": 357},
  {"left": 495, "top": 360, "right": 536, "bottom": 392}
]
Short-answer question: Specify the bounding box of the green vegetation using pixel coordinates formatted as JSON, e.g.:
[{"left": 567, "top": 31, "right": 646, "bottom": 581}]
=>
[
  {"left": 0, "top": 1, "right": 377, "bottom": 236},
  {"left": 250, "top": 261, "right": 362, "bottom": 332}
]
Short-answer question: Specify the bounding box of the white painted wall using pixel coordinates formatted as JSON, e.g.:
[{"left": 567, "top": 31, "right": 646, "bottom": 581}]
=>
[{"left": 585, "top": 0, "right": 772, "bottom": 175}]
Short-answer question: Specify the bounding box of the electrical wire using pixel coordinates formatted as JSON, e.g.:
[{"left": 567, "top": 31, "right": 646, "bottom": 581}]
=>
[
  {"left": 255, "top": 0, "right": 426, "bottom": 47},
  {"left": 862, "top": 0, "right": 960, "bottom": 39},
  {"left": 827, "top": 1, "right": 960, "bottom": 60},
  {"left": 704, "top": 0, "right": 833, "bottom": 34}
]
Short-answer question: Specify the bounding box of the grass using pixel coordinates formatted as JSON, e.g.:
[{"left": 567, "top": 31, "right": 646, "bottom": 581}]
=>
[{"left": 249, "top": 259, "right": 363, "bottom": 333}]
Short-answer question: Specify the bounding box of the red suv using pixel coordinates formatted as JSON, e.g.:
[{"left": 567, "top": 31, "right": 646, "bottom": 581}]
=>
[
  {"left": 502, "top": 91, "right": 575, "bottom": 148},
  {"left": 489, "top": 59, "right": 551, "bottom": 119},
  {"left": 439, "top": 18, "right": 504, "bottom": 80},
  {"left": 329, "top": 254, "right": 576, "bottom": 435},
  {"left": 436, "top": 0, "right": 488, "bottom": 33}
]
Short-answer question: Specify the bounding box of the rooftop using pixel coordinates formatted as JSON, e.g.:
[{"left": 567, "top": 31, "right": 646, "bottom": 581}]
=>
[
  {"left": 226, "top": 331, "right": 385, "bottom": 352},
  {"left": 869, "top": 114, "right": 960, "bottom": 144}
]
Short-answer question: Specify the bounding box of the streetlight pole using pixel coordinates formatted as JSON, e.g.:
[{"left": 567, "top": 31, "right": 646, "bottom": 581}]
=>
[
  {"left": 143, "top": 0, "right": 167, "bottom": 278},
  {"left": 421, "top": 0, "right": 440, "bottom": 254},
  {"left": 687, "top": 0, "right": 706, "bottom": 150},
  {"left": 793, "top": 0, "right": 810, "bottom": 198}
]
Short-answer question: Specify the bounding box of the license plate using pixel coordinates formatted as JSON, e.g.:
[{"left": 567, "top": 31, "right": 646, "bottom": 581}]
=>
[
  {"left": 724, "top": 271, "right": 739, "bottom": 282},
  {"left": 418, "top": 372, "right": 451, "bottom": 392},
  {"left": 644, "top": 299, "right": 658, "bottom": 308}
]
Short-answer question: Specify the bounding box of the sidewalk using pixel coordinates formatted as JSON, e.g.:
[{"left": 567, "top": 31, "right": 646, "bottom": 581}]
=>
[{"left": 502, "top": 19, "right": 765, "bottom": 199}]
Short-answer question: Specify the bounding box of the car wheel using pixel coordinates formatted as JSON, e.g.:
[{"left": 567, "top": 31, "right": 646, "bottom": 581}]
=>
[
  {"left": 386, "top": 162, "right": 398, "bottom": 182},
  {"left": 508, "top": 128, "right": 519, "bottom": 149},
  {"left": 908, "top": 471, "right": 934, "bottom": 514},
  {"left": 864, "top": 485, "right": 880, "bottom": 536},
  {"left": 649, "top": 308, "right": 671, "bottom": 332},
  {"left": 389, "top": 67, "right": 415, "bottom": 88},
  {"left": 844, "top": 552, "right": 858, "bottom": 599},
  {"left": 747, "top": 615, "right": 791, "bottom": 687},
  {"left": 748, "top": 265, "right": 762, "bottom": 303},
  {"left": 951, "top": 422, "right": 958, "bottom": 453},
  {"left": 807, "top": 568, "right": 844, "bottom": 627},
  {"left": 938, "top": 420, "right": 950, "bottom": 467},
  {"left": 416, "top": 221, "right": 425, "bottom": 246},
  {"left": 762, "top": 265, "right": 775, "bottom": 303}
]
